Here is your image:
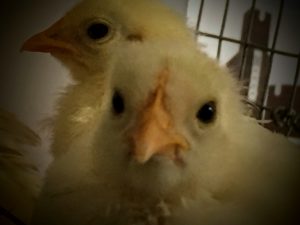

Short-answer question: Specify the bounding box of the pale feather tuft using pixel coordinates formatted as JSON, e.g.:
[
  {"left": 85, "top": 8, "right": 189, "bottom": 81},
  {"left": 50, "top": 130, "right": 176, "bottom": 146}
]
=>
[{"left": 0, "top": 109, "right": 42, "bottom": 224}]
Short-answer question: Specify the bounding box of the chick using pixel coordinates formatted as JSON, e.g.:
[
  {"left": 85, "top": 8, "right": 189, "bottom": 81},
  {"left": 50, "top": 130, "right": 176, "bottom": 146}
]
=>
[
  {"left": 0, "top": 109, "right": 41, "bottom": 225},
  {"left": 31, "top": 41, "right": 300, "bottom": 225},
  {"left": 22, "top": 0, "right": 196, "bottom": 159},
  {"left": 21, "top": 0, "right": 195, "bottom": 81}
]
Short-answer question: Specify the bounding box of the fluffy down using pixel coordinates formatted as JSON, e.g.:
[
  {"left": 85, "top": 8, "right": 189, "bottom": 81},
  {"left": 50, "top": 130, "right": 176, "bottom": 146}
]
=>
[
  {"left": 31, "top": 42, "right": 300, "bottom": 225},
  {"left": 22, "top": 0, "right": 195, "bottom": 82},
  {"left": 22, "top": 0, "right": 197, "bottom": 158},
  {"left": 0, "top": 109, "right": 41, "bottom": 225}
]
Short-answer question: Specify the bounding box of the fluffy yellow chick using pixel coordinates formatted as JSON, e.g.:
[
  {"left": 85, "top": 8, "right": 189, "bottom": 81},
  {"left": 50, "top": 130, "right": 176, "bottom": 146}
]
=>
[
  {"left": 21, "top": 0, "right": 196, "bottom": 159},
  {"left": 30, "top": 41, "right": 300, "bottom": 225},
  {"left": 22, "top": 0, "right": 195, "bottom": 81},
  {"left": 0, "top": 109, "right": 41, "bottom": 225}
]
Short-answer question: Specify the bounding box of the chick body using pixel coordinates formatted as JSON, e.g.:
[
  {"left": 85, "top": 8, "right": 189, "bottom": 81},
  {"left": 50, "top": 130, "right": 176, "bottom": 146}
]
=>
[
  {"left": 20, "top": 1, "right": 299, "bottom": 224},
  {"left": 31, "top": 42, "right": 300, "bottom": 225}
]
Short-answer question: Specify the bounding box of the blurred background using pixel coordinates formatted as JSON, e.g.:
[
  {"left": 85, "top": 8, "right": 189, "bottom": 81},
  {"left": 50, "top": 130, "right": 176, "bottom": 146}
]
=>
[
  {"left": 0, "top": 0, "right": 299, "bottom": 171},
  {"left": 187, "top": 0, "right": 300, "bottom": 144}
]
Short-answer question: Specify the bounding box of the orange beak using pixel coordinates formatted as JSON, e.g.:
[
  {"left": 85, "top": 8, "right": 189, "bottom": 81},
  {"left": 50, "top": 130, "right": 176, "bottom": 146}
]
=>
[
  {"left": 21, "top": 18, "right": 78, "bottom": 55},
  {"left": 130, "top": 68, "right": 189, "bottom": 164}
]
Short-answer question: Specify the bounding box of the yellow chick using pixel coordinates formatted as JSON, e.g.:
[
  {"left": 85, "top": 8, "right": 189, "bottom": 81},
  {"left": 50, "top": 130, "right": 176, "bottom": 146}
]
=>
[
  {"left": 22, "top": 0, "right": 195, "bottom": 81},
  {"left": 7, "top": 0, "right": 194, "bottom": 223},
  {"left": 30, "top": 41, "right": 300, "bottom": 225},
  {"left": 0, "top": 109, "right": 41, "bottom": 225},
  {"left": 21, "top": 0, "right": 196, "bottom": 159}
]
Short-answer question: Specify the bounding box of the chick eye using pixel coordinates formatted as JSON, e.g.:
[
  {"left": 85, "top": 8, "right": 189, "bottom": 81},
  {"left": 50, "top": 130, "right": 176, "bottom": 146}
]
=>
[
  {"left": 196, "top": 101, "right": 216, "bottom": 123},
  {"left": 112, "top": 91, "right": 125, "bottom": 115},
  {"left": 87, "top": 22, "right": 110, "bottom": 40}
]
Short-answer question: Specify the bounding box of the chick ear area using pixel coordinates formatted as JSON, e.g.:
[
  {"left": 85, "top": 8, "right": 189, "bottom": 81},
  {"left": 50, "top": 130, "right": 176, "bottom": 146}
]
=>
[
  {"left": 112, "top": 90, "right": 125, "bottom": 115},
  {"left": 196, "top": 101, "right": 216, "bottom": 124}
]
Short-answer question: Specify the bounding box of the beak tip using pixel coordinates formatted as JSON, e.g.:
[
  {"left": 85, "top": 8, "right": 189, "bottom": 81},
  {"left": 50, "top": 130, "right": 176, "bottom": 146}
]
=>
[
  {"left": 20, "top": 44, "right": 27, "bottom": 53},
  {"left": 133, "top": 149, "right": 153, "bottom": 164},
  {"left": 20, "top": 37, "right": 36, "bottom": 52},
  {"left": 134, "top": 155, "right": 149, "bottom": 164},
  {"left": 20, "top": 31, "right": 52, "bottom": 53}
]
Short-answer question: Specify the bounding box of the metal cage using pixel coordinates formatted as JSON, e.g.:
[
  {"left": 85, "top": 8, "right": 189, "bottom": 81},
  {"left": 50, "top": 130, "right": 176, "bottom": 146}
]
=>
[{"left": 192, "top": 0, "right": 299, "bottom": 139}]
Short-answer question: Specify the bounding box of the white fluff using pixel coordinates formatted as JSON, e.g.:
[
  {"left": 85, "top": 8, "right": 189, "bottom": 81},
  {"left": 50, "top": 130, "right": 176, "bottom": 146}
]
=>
[
  {"left": 3, "top": 0, "right": 297, "bottom": 224},
  {"left": 31, "top": 42, "right": 300, "bottom": 225},
  {"left": 0, "top": 109, "right": 41, "bottom": 224}
]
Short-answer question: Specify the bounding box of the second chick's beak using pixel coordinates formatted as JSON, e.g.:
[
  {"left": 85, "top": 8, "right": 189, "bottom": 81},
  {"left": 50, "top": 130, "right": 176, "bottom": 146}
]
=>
[
  {"left": 130, "top": 68, "right": 189, "bottom": 164},
  {"left": 21, "top": 18, "right": 78, "bottom": 55}
]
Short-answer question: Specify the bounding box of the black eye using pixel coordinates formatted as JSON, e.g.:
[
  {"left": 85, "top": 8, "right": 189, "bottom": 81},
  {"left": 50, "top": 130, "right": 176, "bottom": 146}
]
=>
[
  {"left": 112, "top": 91, "right": 125, "bottom": 115},
  {"left": 87, "top": 22, "right": 110, "bottom": 40},
  {"left": 196, "top": 101, "right": 216, "bottom": 123}
]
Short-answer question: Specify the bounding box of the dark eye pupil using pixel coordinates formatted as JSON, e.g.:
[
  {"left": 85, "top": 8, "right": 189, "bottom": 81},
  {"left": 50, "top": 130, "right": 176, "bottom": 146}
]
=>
[
  {"left": 196, "top": 101, "right": 216, "bottom": 123},
  {"left": 87, "top": 23, "right": 109, "bottom": 40},
  {"left": 112, "top": 91, "right": 125, "bottom": 115}
]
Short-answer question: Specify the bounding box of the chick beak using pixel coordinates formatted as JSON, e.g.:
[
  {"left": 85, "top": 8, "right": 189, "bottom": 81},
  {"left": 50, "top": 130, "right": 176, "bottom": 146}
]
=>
[
  {"left": 130, "top": 69, "right": 189, "bottom": 164},
  {"left": 21, "top": 18, "right": 78, "bottom": 55}
]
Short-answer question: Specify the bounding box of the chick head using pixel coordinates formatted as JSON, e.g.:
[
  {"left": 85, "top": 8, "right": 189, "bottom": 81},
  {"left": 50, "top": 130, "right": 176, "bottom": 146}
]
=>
[
  {"left": 21, "top": 0, "right": 194, "bottom": 81},
  {"left": 81, "top": 41, "right": 246, "bottom": 198}
]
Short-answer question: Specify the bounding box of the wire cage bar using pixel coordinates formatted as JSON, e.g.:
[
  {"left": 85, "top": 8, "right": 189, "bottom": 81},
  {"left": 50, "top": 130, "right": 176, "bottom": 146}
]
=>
[{"left": 194, "top": 0, "right": 300, "bottom": 138}]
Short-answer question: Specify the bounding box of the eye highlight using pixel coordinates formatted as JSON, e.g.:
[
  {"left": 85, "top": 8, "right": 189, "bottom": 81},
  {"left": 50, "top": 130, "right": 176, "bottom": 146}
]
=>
[
  {"left": 87, "top": 22, "right": 110, "bottom": 40},
  {"left": 196, "top": 101, "right": 216, "bottom": 124},
  {"left": 112, "top": 91, "right": 125, "bottom": 115}
]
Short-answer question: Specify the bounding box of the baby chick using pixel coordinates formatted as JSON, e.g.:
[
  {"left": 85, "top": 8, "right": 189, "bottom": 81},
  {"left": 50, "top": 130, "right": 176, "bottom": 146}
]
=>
[
  {"left": 21, "top": 0, "right": 195, "bottom": 81},
  {"left": 31, "top": 41, "right": 300, "bottom": 225},
  {"left": 0, "top": 109, "right": 41, "bottom": 225},
  {"left": 21, "top": 0, "right": 196, "bottom": 159}
]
